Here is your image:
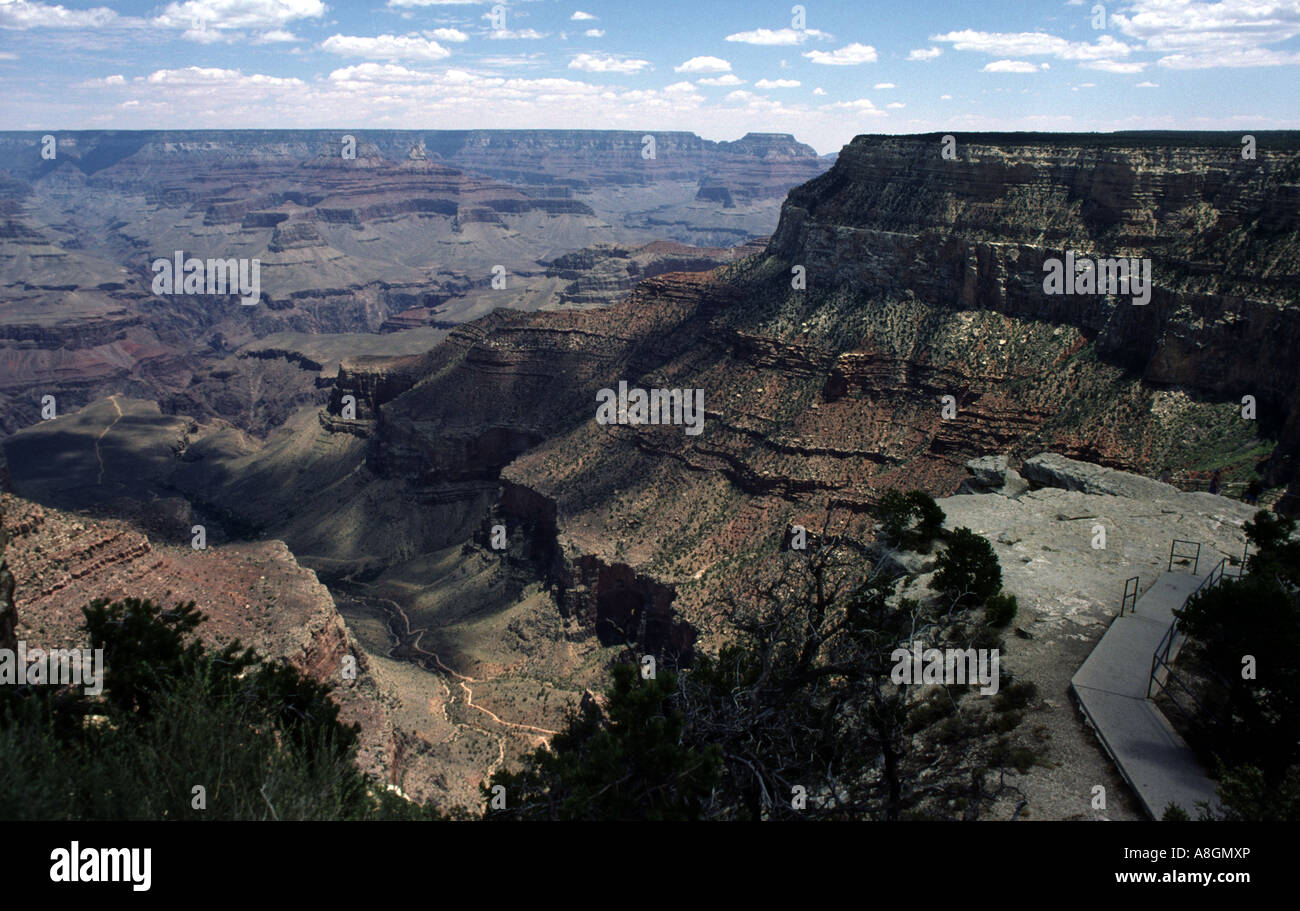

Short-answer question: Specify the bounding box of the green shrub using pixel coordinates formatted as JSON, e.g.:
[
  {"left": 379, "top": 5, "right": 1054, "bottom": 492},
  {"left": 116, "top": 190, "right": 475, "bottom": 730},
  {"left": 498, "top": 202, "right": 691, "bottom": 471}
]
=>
[
  {"left": 985, "top": 593, "right": 1018, "bottom": 627},
  {"left": 934, "top": 528, "right": 1003, "bottom": 610}
]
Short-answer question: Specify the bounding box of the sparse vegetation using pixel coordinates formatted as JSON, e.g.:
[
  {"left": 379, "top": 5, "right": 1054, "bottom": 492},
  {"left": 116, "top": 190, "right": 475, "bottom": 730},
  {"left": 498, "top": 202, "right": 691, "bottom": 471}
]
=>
[
  {"left": 1169, "top": 510, "right": 1300, "bottom": 821},
  {"left": 486, "top": 509, "right": 1036, "bottom": 821},
  {"left": 0, "top": 598, "right": 432, "bottom": 820}
]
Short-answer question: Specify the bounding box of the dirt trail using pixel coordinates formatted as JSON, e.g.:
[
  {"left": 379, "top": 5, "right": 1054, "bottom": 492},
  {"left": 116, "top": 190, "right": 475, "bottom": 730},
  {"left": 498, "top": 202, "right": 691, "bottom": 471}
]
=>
[
  {"left": 94, "top": 396, "right": 123, "bottom": 486},
  {"left": 344, "top": 584, "right": 559, "bottom": 742}
]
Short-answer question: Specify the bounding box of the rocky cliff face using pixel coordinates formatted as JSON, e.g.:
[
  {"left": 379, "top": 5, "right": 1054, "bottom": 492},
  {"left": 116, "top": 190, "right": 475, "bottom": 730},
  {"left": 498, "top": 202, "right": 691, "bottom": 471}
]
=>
[
  {"left": 770, "top": 132, "right": 1300, "bottom": 487},
  {"left": 4, "top": 131, "right": 1295, "bottom": 810},
  {"left": 274, "top": 133, "right": 1298, "bottom": 647}
]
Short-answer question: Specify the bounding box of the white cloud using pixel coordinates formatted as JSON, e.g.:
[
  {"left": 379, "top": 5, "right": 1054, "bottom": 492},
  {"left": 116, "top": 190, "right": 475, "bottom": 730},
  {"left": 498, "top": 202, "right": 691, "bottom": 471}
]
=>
[
  {"left": 824, "top": 98, "right": 887, "bottom": 116},
  {"left": 873, "top": 82, "right": 895, "bottom": 89},
  {"left": 327, "top": 63, "right": 431, "bottom": 83},
  {"left": 79, "top": 73, "right": 126, "bottom": 86},
  {"left": 804, "top": 43, "right": 877, "bottom": 65},
  {"left": 812, "top": 86, "right": 826, "bottom": 95},
  {"left": 675, "top": 56, "right": 731, "bottom": 74},
  {"left": 887, "top": 102, "right": 905, "bottom": 109},
  {"left": 424, "top": 28, "right": 469, "bottom": 43},
  {"left": 321, "top": 33, "right": 451, "bottom": 62},
  {"left": 569, "top": 52, "right": 651, "bottom": 73},
  {"left": 584, "top": 28, "right": 603, "bottom": 37},
  {"left": 143, "top": 66, "right": 305, "bottom": 88},
  {"left": 1081, "top": 59, "right": 1147, "bottom": 72},
  {"left": 755, "top": 78, "right": 800, "bottom": 88},
  {"left": 1136, "top": 80, "right": 1159, "bottom": 86},
  {"left": 0, "top": 0, "right": 117, "bottom": 28},
  {"left": 571, "top": 10, "right": 597, "bottom": 20},
  {"left": 940, "top": 93, "right": 952, "bottom": 99},
  {"left": 154, "top": 0, "right": 324, "bottom": 31},
  {"left": 725, "top": 27, "right": 830, "bottom": 46},
  {"left": 932, "top": 29, "right": 1133, "bottom": 61},
  {"left": 255, "top": 29, "right": 298, "bottom": 43},
  {"left": 1112, "top": 0, "right": 1300, "bottom": 55},
  {"left": 982, "top": 59, "right": 1047, "bottom": 72},
  {"left": 697, "top": 74, "right": 744, "bottom": 86},
  {"left": 489, "top": 29, "right": 547, "bottom": 40},
  {"left": 1157, "top": 47, "right": 1300, "bottom": 68},
  {"left": 907, "top": 46, "right": 942, "bottom": 61}
]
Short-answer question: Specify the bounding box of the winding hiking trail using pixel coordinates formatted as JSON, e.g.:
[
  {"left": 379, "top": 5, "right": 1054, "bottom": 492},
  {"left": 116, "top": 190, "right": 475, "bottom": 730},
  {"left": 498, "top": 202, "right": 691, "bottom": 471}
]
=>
[
  {"left": 340, "top": 584, "right": 558, "bottom": 751},
  {"left": 94, "top": 396, "right": 123, "bottom": 486}
]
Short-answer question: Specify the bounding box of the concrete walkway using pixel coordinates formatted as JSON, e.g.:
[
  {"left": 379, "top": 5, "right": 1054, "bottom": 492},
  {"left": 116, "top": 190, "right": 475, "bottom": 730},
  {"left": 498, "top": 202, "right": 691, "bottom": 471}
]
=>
[{"left": 1071, "top": 571, "right": 1220, "bottom": 819}]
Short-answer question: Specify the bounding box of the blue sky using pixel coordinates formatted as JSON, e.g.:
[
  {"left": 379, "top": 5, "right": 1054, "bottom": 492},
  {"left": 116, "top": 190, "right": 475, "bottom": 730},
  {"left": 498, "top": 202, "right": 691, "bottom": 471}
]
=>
[{"left": 2, "top": 0, "right": 1298, "bottom": 154}]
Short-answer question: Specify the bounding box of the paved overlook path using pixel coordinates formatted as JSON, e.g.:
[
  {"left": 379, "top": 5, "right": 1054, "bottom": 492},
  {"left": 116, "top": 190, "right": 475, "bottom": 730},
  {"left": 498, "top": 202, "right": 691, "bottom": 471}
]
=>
[{"left": 1071, "top": 571, "right": 1220, "bottom": 819}]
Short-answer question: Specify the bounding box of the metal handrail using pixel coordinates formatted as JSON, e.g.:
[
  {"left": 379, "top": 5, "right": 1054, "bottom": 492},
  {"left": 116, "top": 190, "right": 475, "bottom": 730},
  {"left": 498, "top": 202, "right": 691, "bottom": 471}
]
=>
[
  {"left": 1120, "top": 576, "right": 1139, "bottom": 616},
  {"left": 1147, "top": 556, "right": 1231, "bottom": 699},
  {"left": 1168, "top": 539, "right": 1202, "bottom": 574}
]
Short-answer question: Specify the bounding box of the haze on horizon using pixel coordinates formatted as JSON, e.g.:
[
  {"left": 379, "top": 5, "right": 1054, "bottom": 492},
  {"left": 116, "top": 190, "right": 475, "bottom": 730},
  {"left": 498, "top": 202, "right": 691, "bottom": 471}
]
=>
[{"left": 2, "top": 0, "right": 1299, "bottom": 155}]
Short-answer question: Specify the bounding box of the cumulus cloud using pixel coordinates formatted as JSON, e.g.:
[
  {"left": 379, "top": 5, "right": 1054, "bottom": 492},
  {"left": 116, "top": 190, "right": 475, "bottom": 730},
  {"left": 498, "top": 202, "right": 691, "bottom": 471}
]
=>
[
  {"left": 804, "top": 43, "right": 877, "bottom": 65},
  {"left": 489, "top": 29, "right": 547, "bottom": 40},
  {"left": 0, "top": 0, "right": 117, "bottom": 28},
  {"left": 907, "top": 46, "right": 942, "bottom": 61},
  {"left": 154, "top": 0, "right": 324, "bottom": 31},
  {"left": 570, "top": 10, "right": 596, "bottom": 20},
  {"left": 873, "top": 82, "right": 895, "bottom": 89},
  {"left": 933, "top": 29, "right": 1133, "bottom": 61},
  {"left": 935, "top": 3, "right": 1300, "bottom": 70},
  {"left": 725, "top": 27, "right": 830, "bottom": 45},
  {"left": 144, "top": 66, "right": 305, "bottom": 88},
  {"left": 569, "top": 52, "right": 651, "bottom": 73},
  {"left": 584, "top": 28, "right": 603, "bottom": 37},
  {"left": 321, "top": 33, "right": 451, "bottom": 62},
  {"left": 675, "top": 56, "right": 731, "bottom": 73},
  {"left": 823, "top": 97, "right": 887, "bottom": 116},
  {"left": 1081, "top": 59, "right": 1147, "bottom": 72},
  {"left": 424, "top": 28, "right": 468, "bottom": 43},
  {"left": 254, "top": 29, "right": 297, "bottom": 43},
  {"left": 981, "top": 59, "right": 1048, "bottom": 72},
  {"left": 697, "top": 74, "right": 744, "bottom": 86},
  {"left": 1157, "top": 46, "right": 1300, "bottom": 67},
  {"left": 755, "top": 78, "right": 800, "bottom": 88}
]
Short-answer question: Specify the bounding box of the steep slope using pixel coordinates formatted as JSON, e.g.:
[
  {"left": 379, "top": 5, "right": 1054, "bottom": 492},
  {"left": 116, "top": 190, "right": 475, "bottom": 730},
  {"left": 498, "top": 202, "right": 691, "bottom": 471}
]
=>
[{"left": 5, "top": 131, "right": 1297, "bottom": 812}]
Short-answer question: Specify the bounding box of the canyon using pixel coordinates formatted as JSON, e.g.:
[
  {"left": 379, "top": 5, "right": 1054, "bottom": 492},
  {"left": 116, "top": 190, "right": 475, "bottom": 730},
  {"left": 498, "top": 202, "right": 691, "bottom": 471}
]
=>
[{"left": 2, "top": 130, "right": 1297, "bottom": 814}]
